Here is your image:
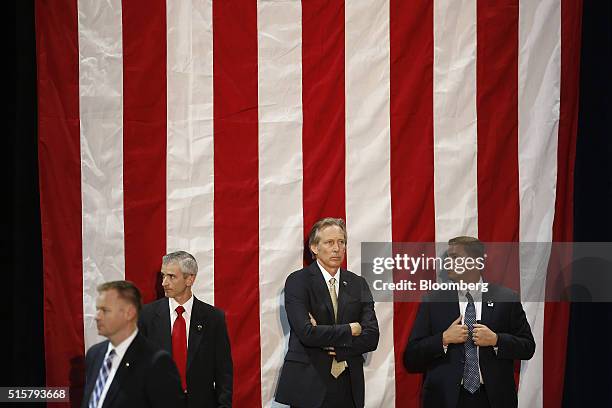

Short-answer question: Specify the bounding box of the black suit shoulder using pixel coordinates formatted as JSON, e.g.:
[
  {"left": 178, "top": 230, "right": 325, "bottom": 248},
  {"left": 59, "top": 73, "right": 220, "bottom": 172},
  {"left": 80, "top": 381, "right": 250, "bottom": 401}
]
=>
[
  {"left": 140, "top": 297, "right": 167, "bottom": 319},
  {"left": 84, "top": 339, "right": 108, "bottom": 363},
  {"left": 193, "top": 296, "right": 226, "bottom": 322},
  {"left": 486, "top": 283, "right": 520, "bottom": 302}
]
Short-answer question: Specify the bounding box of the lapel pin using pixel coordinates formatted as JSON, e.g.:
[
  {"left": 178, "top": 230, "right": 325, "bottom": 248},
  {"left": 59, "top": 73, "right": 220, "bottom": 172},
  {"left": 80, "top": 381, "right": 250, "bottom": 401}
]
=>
[
  {"left": 197, "top": 324, "right": 203, "bottom": 331},
  {"left": 487, "top": 301, "right": 494, "bottom": 307},
  {"left": 342, "top": 281, "right": 347, "bottom": 286},
  {"left": 125, "top": 362, "right": 130, "bottom": 367}
]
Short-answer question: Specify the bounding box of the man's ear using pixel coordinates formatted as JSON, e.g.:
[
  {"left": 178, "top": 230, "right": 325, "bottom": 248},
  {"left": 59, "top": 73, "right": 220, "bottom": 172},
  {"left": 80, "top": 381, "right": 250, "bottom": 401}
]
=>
[
  {"left": 125, "top": 304, "right": 138, "bottom": 321},
  {"left": 310, "top": 244, "right": 318, "bottom": 257},
  {"left": 186, "top": 273, "right": 196, "bottom": 287}
]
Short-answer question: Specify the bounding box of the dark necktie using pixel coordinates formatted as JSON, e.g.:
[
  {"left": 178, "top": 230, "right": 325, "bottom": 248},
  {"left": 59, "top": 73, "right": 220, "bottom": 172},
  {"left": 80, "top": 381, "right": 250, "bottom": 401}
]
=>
[
  {"left": 463, "top": 292, "right": 480, "bottom": 393},
  {"left": 172, "top": 305, "right": 187, "bottom": 390},
  {"left": 88, "top": 349, "right": 115, "bottom": 408}
]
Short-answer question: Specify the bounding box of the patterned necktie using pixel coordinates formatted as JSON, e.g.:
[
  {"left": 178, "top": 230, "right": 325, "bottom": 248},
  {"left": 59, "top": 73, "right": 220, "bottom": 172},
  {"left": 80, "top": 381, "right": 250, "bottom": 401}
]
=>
[
  {"left": 463, "top": 292, "right": 480, "bottom": 393},
  {"left": 329, "top": 277, "right": 347, "bottom": 378},
  {"left": 88, "top": 349, "right": 115, "bottom": 408},
  {"left": 172, "top": 305, "right": 187, "bottom": 390}
]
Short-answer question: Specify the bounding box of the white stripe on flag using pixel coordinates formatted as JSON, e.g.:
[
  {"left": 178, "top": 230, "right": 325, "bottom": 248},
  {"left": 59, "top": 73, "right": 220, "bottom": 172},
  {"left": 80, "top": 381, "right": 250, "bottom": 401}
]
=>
[
  {"left": 344, "top": 1, "right": 395, "bottom": 406},
  {"left": 256, "top": 1, "right": 304, "bottom": 406},
  {"left": 78, "top": 0, "right": 126, "bottom": 350},
  {"left": 166, "top": 0, "right": 215, "bottom": 304},
  {"left": 433, "top": 0, "right": 478, "bottom": 242},
  {"left": 517, "top": 0, "right": 561, "bottom": 406}
]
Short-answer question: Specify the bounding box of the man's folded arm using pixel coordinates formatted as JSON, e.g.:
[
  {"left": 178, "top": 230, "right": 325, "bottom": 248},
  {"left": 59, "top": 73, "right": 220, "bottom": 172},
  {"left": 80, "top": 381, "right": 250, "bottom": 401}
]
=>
[
  {"left": 495, "top": 299, "right": 536, "bottom": 360},
  {"left": 284, "top": 274, "right": 352, "bottom": 348},
  {"left": 403, "top": 301, "right": 446, "bottom": 373},
  {"left": 334, "top": 278, "right": 380, "bottom": 361}
]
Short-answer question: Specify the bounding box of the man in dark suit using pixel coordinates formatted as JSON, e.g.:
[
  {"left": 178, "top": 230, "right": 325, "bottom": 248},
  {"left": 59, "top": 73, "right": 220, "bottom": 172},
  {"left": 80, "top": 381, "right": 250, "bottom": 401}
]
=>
[
  {"left": 404, "top": 237, "right": 535, "bottom": 408},
  {"left": 275, "top": 218, "right": 379, "bottom": 408},
  {"left": 82, "top": 280, "right": 185, "bottom": 408},
  {"left": 139, "top": 251, "right": 233, "bottom": 408}
]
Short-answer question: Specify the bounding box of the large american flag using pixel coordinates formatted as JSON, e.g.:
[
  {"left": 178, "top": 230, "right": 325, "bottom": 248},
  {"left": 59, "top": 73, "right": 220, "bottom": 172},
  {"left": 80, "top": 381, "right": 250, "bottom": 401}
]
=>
[{"left": 36, "top": 0, "right": 581, "bottom": 406}]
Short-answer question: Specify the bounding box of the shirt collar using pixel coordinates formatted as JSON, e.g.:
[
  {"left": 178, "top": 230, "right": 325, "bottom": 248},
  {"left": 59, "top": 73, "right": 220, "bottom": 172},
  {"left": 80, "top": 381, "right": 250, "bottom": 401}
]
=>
[
  {"left": 316, "top": 260, "right": 340, "bottom": 286},
  {"left": 106, "top": 327, "right": 138, "bottom": 361},
  {"left": 169, "top": 294, "right": 194, "bottom": 317}
]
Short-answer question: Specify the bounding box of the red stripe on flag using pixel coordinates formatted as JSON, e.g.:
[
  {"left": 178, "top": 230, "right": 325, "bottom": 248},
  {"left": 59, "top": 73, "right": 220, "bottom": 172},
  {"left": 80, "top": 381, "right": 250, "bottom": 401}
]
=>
[
  {"left": 35, "top": 0, "right": 84, "bottom": 405},
  {"left": 545, "top": 0, "right": 583, "bottom": 406},
  {"left": 390, "top": 0, "right": 435, "bottom": 405},
  {"left": 213, "top": 1, "right": 261, "bottom": 406},
  {"left": 476, "top": 0, "right": 520, "bottom": 291},
  {"left": 121, "top": 0, "right": 167, "bottom": 304},
  {"left": 301, "top": 0, "right": 346, "bottom": 254}
]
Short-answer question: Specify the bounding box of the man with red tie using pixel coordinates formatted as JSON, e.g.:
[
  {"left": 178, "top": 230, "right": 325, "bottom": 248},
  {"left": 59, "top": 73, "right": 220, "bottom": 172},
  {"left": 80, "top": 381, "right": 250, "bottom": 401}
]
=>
[{"left": 139, "top": 251, "right": 233, "bottom": 408}]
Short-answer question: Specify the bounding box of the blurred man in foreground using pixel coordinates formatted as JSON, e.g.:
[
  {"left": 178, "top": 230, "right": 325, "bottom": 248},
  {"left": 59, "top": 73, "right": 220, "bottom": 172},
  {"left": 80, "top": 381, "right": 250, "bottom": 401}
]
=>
[{"left": 82, "top": 280, "right": 184, "bottom": 408}]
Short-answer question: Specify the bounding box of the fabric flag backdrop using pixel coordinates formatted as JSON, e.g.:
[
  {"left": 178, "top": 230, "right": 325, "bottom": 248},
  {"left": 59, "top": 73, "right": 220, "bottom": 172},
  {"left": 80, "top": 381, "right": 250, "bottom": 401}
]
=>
[{"left": 35, "top": 0, "right": 582, "bottom": 406}]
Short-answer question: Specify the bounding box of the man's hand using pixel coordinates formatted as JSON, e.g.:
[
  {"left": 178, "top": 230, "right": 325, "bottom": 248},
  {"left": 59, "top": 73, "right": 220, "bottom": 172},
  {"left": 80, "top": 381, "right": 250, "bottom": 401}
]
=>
[
  {"left": 472, "top": 323, "right": 497, "bottom": 347},
  {"left": 308, "top": 313, "right": 317, "bottom": 327},
  {"left": 442, "top": 315, "right": 468, "bottom": 345}
]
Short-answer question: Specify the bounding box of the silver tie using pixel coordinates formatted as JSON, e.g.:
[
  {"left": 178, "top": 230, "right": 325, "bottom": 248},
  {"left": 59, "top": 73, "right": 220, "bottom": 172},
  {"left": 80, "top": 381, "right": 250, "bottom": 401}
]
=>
[{"left": 329, "top": 277, "right": 347, "bottom": 378}]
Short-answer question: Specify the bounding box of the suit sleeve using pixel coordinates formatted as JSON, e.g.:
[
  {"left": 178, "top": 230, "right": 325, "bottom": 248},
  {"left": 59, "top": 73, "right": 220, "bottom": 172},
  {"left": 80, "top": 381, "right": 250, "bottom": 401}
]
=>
[
  {"left": 403, "top": 300, "right": 446, "bottom": 373},
  {"left": 214, "top": 311, "right": 233, "bottom": 408},
  {"left": 495, "top": 297, "right": 536, "bottom": 360},
  {"left": 334, "top": 277, "right": 380, "bottom": 361},
  {"left": 284, "top": 272, "right": 353, "bottom": 348},
  {"left": 146, "top": 350, "right": 186, "bottom": 408}
]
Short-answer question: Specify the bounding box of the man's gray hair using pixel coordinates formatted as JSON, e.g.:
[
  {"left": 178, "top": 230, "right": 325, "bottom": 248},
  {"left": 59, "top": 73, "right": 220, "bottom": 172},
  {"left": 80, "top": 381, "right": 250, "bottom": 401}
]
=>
[{"left": 162, "top": 251, "right": 198, "bottom": 275}]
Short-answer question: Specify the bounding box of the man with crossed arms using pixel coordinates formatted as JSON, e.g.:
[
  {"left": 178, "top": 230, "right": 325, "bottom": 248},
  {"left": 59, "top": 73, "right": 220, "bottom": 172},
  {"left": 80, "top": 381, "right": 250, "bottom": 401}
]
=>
[{"left": 275, "top": 218, "right": 379, "bottom": 408}]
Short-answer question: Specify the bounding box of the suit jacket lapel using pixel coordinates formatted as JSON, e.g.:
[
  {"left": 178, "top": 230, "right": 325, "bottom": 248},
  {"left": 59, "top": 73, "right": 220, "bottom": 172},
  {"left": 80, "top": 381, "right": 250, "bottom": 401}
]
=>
[
  {"left": 309, "top": 263, "right": 335, "bottom": 322},
  {"left": 336, "top": 270, "right": 352, "bottom": 323},
  {"left": 187, "top": 297, "right": 207, "bottom": 372},
  {"left": 443, "top": 290, "right": 461, "bottom": 323},
  {"left": 480, "top": 285, "right": 495, "bottom": 326},
  {"left": 84, "top": 342, "right": 108, "bottom": 405},
  {"left": 155, "top": 298, "right": 172, "bottom": 353},
  {"left": 103, "top": 334, "right": 142, "bottom": 408}
]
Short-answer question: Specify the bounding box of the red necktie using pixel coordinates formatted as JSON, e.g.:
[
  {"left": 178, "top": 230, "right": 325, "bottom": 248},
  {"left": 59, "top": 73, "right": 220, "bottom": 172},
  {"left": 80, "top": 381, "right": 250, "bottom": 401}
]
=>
[{"left": 172, "top": 305, "right": 187, "bottom": 390}]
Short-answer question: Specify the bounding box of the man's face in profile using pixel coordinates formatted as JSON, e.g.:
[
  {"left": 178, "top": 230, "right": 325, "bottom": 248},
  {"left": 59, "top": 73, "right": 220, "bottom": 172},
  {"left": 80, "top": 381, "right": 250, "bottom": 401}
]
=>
[
  {"left": 161, "top": 262, "right": 194, "bottom": 300},
  {"left": 95, "top": 289, "right": 129, "bottom": 339}
]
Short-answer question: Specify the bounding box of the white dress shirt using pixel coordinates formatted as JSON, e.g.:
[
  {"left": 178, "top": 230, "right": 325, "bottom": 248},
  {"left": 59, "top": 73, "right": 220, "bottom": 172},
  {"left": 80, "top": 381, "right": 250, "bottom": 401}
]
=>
[
  {"left": 169, "top": 295, "right": 194, "bottom": 347},
  {"left": 95, "top": 328, "right": 138, "bottom": 408},
  {"left": 316, "top": 260, "right": 341, "bottom": 297}
]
